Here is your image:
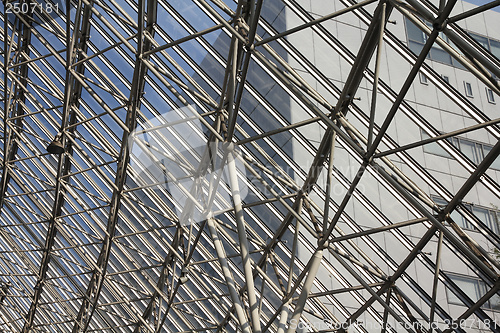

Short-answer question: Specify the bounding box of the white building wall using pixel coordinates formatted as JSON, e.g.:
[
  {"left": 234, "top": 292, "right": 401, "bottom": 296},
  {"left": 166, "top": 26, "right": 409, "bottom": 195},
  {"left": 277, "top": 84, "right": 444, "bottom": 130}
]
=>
[{"left": 283, "top": 0, "right": 500, "bottom": 331}]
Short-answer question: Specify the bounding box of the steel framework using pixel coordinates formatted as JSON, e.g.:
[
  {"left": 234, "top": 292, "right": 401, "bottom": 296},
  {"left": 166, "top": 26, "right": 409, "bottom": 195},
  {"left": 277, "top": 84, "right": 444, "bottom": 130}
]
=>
[{"left": 1, "top": 0, "right": 500, "bottom": 332}]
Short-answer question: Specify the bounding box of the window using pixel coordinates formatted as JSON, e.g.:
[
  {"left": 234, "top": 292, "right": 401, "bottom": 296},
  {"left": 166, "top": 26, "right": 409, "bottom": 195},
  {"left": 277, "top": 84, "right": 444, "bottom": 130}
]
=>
[
  {"left": 421, "top": 130, "right": 500, "bottom": 170},
  {"left": 483, "top": 145, "right": 500, "bottom": 170},
  {"left": 405, "top": 18, "right": 462, "bottom": 67},
  {"left": 469, "top": 32, "right": 500, "bottom": 62},
  {"left": 405, "top": 19, "right": 500, "bottom": 70},
  {"left": 447, "top": 274, "right": 500, "bottom": 310},
  {"left": 458, "top": 139, "right": 480, "bottom": 164},
  {"left": 447, "top": 274, "right": 482, "bottom": 305},
  {"left": 470, "top": 32, "right": 489, "bottom": 50},
  {"left": 471, "top": 206, "right": 499, "bottom": 234},
  {"left": 432, "top": 196, "right": 499, "bottom": 233},
  {"left": 421, "top": 130, "right": 452, "bottom": 158},
  {"left": 486, "top": 88, "right": 496, "bottom": 104},
  {"left": 490, "top": 39, "right": 500, "bottom": 59},
  {"left": 419, "top": 72, "right": 428, "bottom": 84},
  {"left": 464, "top": 81, "right": 473, "bottom": 97}
]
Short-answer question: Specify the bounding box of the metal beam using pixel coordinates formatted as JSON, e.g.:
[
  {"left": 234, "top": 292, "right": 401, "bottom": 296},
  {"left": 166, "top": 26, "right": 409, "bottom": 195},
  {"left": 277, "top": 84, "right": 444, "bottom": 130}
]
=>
[
  {"left": 22, "top": 1, "right": 90, "bottom": 330},
  {"left": 0, "top": 1, "right": 31, "bottom": 220},
  {"left": 71, "top": 0, "right": 155, "bottom": 331}
]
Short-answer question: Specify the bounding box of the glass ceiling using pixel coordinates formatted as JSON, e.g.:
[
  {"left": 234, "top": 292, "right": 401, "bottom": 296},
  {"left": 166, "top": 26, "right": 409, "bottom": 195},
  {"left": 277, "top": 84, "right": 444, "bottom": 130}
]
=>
[{"left": 1, "top": 0, "right": 500, "bottom": 332}]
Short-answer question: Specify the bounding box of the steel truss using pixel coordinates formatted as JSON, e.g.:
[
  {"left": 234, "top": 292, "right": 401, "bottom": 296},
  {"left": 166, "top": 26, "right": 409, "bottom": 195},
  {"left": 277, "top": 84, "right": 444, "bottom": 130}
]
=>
[{"left": 1, "top": 0, "right": 500, "bottom": 332}]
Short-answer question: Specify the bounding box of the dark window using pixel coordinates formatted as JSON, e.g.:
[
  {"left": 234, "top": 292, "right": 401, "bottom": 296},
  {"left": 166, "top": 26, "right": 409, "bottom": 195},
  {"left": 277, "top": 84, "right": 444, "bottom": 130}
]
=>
[
  {"left": 464, "top": 81, "right": 473, "bottom": 97},
  {"left": 419, "top": 72, "right": 428, "bottom": 84},
  {"left": 486, "top": 88, "right": 496, "bottom": 104}
]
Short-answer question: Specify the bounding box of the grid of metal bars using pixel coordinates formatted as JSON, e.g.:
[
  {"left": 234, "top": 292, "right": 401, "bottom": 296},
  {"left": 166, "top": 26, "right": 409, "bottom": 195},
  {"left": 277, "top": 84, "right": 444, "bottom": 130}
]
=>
[{"left": 1, "top": 0, "right": 500, "bottom": 332}]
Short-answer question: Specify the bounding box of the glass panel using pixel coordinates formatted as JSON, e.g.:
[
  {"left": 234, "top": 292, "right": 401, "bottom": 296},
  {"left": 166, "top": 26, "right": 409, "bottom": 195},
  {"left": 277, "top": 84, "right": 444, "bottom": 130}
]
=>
[
  {"left": 473, "top": 206, "right": 493, "bottom": 230},
  {"left": 430, "top": 47, "right": 452, "bottom": 64},
  {"left": 409, "top": 40, "right": 424, "bottom": 55},
  {"left": 422, "top": 131, "right": 451, "bottom": 158},
  {"left": 491, "top": 211, "right": 499, "bottom": 234},
  {"left": 419, "top": 72, "right": 428, "bottom": 84},
  {"left": 406, "top": 18, "right": 427, "bottom": 43},
  {"left": 483, "top": 145, "right": 500, "bottom": 170},
  {"left": 490, "top": 39, "right": 500, "bottom": 59},
  {"left": 448, "top": 275, "right": 481, "bottom": 304},
  {"left": 487, "top": 88, "right": 496, "bottom": 103},
  {"left": 464, "top": 82, "right": 474, "bottom": 97},
  {"left": 488, "top": 292, "right": 500, "bottom": 310},
  {"left": 470, "top": 32, "right": 490, "bottom": 51},
  {"left": 459, "top": 140, "right": 479, "bottom": 164}
]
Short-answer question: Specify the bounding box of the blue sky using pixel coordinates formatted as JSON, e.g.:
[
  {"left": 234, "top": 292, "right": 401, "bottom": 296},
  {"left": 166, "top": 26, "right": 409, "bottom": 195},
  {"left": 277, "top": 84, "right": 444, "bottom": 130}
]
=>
[{"left": 465, "top": 0, "right": 500, "bottom": 12}]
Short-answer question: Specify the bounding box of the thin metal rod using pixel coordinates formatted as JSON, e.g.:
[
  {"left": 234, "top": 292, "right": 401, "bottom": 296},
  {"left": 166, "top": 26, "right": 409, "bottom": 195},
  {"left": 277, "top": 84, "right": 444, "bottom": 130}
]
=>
[
  {"left": 323, "top": 132, "right": 335, "bottom": 234},
  {"left": 305, "top": 282, "right": 385, "bottom": 299},
  {"left": 328, "top": 245, "right": 387, "bottom": 280},
  {"left": 330, "top": 217, "right": 428, "bottom": 243},
  {"left": 375, "top": 117, "right": 500, "bottom": 158},
  {"left": 237, "top": 116, "right": 322, "bottom": 145},
  {"left": 7, "top": 48, "right": 66, "bottom": 70},
  {"left": 144, "top": 23, "right": 225, "bottom": 56},
  {"left": 367, "top": 2, "right": 386, "bottom": 149},
  {"left": 429, "top": 230, "right": 443, "bottom": 332},
  {"left": 71, "top": 34, "right": 138, "bottom": 68}
]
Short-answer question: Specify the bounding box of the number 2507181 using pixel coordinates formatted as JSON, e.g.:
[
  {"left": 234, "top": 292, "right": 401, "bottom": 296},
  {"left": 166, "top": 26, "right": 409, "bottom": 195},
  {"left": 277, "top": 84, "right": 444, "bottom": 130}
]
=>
[{"left": 6, "top": 2, "right": 59, "bottom": 14}]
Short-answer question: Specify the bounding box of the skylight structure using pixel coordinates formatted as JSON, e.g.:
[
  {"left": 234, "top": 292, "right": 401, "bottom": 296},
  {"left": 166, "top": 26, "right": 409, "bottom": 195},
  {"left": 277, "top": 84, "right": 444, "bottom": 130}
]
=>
[{"left": 1, "top": 0, "right": 500, "bottom": 332}]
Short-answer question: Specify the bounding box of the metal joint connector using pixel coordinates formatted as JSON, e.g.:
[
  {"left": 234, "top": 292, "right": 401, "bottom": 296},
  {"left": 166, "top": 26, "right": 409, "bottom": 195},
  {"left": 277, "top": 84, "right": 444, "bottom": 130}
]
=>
[{"left": 432, "top": 17, "right": 447, "bottom": 32}]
